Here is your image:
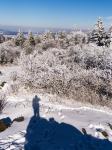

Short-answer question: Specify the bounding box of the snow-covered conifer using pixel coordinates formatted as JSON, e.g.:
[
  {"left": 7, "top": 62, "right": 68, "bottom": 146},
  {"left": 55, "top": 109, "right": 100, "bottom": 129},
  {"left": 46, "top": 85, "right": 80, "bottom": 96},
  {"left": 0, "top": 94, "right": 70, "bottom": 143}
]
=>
[
  {"left": 90, "top": 17, "right": 110, "bottom": 47},
  {"left": 15, "top": 29, "right": 25, "bottom": 47},
  {"left": 28, "top": 30, "right": 35, "bottom": 46}
]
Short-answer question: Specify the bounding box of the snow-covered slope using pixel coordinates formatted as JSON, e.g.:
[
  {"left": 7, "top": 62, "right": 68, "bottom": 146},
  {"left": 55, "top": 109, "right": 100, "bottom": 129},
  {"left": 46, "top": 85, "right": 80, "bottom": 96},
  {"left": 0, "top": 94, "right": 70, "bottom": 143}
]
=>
[
  {"left": 0, "top": 93, "right": 112, "bottom": 150},
  {"left": 0, "top": 63, "right": 112, "bottom": 150}
]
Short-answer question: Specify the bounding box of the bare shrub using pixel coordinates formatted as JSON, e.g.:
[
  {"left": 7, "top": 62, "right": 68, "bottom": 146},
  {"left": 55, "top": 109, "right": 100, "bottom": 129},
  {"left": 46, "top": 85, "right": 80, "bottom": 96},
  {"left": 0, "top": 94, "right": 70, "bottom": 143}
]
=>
[
  {"left": 9, "top": 82, "right": 19, "bottom": 94},
  {"left": 10, "top": 71, "right": 18, "bottom": 82},
  {"left": 0, "top": 42, "right": 21, "bottom": 64},
  {"left": 18, "top": 38, "right": 112, "bottom": 107},
  {"left": 0, "top": 93, "right": 7, "bottom": 113}
]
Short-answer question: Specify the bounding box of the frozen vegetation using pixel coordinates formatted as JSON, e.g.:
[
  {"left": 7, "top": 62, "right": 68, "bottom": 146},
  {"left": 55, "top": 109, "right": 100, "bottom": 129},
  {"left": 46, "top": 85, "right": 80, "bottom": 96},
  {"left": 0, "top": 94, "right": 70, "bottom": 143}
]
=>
[{"left": 0, "top": 18, "right": 112, "bottom": 149}]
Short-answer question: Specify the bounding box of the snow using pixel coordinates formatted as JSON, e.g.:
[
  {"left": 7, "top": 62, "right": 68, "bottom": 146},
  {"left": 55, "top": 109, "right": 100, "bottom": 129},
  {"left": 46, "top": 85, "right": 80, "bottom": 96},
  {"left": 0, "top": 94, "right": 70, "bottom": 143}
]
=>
[
  {"left": 14, "top": 137, "right": 25, "bottom": 144},
  {"left": 0, "top": 93, "right": 112, "bottom": 149},
  {"left": 88, "top": 123, "right": 105, "bottom": 130},
  {"left": 5, "top": 145, "right": 16, "bottom": 150},
  {"left": 1, "top": 65, "right": 112, "bottom": 149}
]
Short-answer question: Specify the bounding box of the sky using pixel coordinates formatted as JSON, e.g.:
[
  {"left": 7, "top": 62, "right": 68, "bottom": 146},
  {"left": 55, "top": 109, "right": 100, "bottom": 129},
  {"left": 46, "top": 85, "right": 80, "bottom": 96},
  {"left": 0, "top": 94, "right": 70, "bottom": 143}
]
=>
[{"left": 0, "top": 0, "right": 112, "bottom": 29}]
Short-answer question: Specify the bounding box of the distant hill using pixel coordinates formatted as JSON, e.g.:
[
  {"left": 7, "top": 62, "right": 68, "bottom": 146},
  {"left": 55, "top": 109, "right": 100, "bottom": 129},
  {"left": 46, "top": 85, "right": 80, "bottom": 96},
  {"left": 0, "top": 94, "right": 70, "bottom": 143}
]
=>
[
  {"left": 0, "top": 29, "right": 17, "bottom": 35},
  {"left": 0, "top": 25, "right": 89, "bottom": 36}
]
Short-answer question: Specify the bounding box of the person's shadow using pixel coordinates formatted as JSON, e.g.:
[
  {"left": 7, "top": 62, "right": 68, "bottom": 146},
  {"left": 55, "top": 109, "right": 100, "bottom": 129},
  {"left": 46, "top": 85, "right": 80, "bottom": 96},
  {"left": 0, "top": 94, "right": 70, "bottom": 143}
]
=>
[
  {"left": 24, "top": 95, "right": 112, "bottom": 150},
  {"left": 32, "top": 95, "right": 40, "bottom": 117}
]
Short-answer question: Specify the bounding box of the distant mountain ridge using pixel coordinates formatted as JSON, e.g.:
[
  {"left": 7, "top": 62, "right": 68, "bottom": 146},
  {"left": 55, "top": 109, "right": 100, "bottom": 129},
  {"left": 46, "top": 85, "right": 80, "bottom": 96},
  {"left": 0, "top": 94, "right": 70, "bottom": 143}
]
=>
[
  {"left": 0, "top": 29, "right": 18, "bottom": 35},
  {"left": 0, "top": 25, "right": 89, "bottom": 36}
]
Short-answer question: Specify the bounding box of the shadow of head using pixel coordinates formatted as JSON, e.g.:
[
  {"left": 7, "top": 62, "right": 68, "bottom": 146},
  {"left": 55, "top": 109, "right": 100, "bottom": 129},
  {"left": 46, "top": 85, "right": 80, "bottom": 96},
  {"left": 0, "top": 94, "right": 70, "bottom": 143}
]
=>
[{"left": 24, "top": 96, "right": 112, "bottom": 150}]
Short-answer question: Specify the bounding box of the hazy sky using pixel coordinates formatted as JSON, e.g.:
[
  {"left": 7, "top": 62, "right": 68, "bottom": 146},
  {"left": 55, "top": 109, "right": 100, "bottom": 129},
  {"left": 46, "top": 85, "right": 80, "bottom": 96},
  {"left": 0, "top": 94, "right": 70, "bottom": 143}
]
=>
[{"left": 0, "top": 0, "right": 112, "bottom": 28}]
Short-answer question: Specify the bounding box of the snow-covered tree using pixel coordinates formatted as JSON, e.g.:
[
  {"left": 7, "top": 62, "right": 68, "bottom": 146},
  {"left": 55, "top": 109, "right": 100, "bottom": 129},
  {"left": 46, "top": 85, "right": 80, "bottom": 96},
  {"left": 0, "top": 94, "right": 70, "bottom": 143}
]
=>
[
  {"left": 90, "top": 18, "right": 111, "bottom": 47},
  {"left": 109, "top": 26, "right": 112, "bottom": 44},
  {"left": 0, "top": 33, "right": 5, "bottom": 43},
  {"left": 15, "top": 29, "right": 25, "bottom": 47},
  {"left": 28, "top": 31, "right": 35, "bottom": 46}
]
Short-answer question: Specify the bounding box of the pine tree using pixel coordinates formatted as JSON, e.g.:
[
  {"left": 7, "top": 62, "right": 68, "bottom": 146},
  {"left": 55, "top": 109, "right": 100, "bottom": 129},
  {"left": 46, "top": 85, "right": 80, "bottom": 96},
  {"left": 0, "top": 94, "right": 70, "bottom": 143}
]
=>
[
  {"left": 109, "top": 26, "right": 112, "bottom": 43},
  {"left": 0, "top": 33, "right": 5, "bottom": 43},
  {"left": 15, "top": 29, "right": 25, "bottom": 47},
  {"left": 28, "top": 31, "right": 35, "bottom": 46},
  {"left": 90, "top": 17, "right": 111, "bottom": 47}
]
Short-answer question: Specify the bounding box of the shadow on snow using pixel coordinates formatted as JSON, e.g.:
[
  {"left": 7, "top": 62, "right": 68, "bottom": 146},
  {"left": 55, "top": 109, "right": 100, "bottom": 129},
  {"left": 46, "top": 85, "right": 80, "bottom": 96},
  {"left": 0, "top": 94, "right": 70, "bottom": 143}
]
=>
[{"left": 24, "top": 95, "right": 112, "bottom": 150}]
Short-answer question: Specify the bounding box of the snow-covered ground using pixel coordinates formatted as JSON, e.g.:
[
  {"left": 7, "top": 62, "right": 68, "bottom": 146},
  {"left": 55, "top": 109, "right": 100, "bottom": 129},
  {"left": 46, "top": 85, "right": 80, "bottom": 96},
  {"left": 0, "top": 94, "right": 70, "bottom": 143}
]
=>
[
  {"left": 0, "top": 65, "right": 112, "bottom": 150},
  {"left": 1, "top": 94, "right": 112, "bottom": 150}
]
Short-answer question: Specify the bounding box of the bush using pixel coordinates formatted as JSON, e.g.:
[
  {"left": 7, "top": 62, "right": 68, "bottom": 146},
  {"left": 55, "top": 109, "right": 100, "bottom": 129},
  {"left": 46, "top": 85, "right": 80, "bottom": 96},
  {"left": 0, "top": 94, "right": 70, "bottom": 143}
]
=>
[
  {"left": 10, "top": 71, "right": 18, "bottom": 82},
  {"left": 0, "top": 94, "right": 7, "bottom": 114},
  {"left": 0, "top": 42, "right": 20, "bottom": 64},
  {"left": 18, "top": 38, "right": 112, "bottom": 107}
]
